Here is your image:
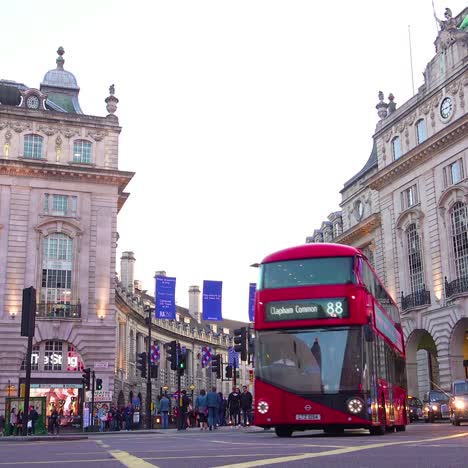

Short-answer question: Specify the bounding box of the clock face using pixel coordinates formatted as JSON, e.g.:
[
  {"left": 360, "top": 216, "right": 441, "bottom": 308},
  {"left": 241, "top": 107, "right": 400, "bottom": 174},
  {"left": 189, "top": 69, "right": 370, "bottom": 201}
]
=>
[
  {"left": 440, "top": 97, "right": 453, "bottom": 119},
  {"left": 26, "top": 95, "right": 40, "bottom": 110}
]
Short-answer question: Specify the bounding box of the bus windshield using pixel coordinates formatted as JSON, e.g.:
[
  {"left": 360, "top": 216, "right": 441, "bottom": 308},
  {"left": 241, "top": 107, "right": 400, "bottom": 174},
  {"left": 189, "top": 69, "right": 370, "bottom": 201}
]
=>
[
  {"left": 255, "top": 327, "right": 364, "bottom": 394},
  {"left": 259, "top": 257, "right": 356, "bottom": 290}
]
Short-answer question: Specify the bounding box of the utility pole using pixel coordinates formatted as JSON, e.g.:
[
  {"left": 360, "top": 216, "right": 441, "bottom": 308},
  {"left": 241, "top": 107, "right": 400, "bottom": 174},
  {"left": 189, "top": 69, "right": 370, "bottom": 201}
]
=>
[
  {"left": 91, "top": 371, "right": 95, "bottom": 431},
  {"left": 146, "top": 307, "right": 152, "bottom": 429},
  {"left": 21, "top": 287, "right": 36, "bottom": 436},
  {"left": 233, "top": 360, "right": 237, "bottom": 388}
]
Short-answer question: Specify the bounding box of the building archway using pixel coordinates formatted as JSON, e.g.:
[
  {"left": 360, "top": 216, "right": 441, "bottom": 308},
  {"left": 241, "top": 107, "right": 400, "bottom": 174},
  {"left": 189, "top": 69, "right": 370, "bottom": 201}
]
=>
[
  {"left": 406, "top": 329, "right": 439, "bottom": 398},
  {"left": 449, "top": 318, "right": 468, "bottom": 381}
]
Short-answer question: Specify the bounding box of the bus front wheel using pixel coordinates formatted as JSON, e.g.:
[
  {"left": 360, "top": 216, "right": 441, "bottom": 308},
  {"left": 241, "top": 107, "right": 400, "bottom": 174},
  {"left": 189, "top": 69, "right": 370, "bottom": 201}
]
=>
[{"left": 275, "top": 426, "right": 293, "bottom": 438}]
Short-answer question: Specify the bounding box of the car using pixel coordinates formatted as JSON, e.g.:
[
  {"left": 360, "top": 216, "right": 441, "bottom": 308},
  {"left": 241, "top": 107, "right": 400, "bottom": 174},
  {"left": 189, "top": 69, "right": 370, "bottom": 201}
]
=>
[
  {"left": 422, "top": 390, "right": 450, "bottom": 423},
  {"left": 449, "top": 380, "right": 468, "bottom": 426},
  {"left": 407, "top": 396, "right": 423, "bottom": 422}
]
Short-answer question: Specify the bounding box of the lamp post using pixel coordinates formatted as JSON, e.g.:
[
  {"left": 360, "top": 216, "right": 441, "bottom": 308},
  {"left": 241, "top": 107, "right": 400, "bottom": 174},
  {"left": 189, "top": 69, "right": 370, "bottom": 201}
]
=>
[{"left": 145, "top": 306, "right": 153, "bottom": 429}]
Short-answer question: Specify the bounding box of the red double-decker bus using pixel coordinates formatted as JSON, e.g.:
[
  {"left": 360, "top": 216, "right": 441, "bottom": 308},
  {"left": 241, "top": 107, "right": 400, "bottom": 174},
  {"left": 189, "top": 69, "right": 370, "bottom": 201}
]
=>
[{"left": 254, "top": 243, "right": 407, "bottom": 437}]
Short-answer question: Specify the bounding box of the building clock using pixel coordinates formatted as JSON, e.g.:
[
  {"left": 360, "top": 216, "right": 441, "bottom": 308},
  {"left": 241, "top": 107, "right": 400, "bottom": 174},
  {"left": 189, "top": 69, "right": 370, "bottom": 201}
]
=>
[
  {"left": 440, "top": 96, "right": 453, "bottom": 119},
  {"left": 26, "top": 95, "right": 40, "bottom": 110}
]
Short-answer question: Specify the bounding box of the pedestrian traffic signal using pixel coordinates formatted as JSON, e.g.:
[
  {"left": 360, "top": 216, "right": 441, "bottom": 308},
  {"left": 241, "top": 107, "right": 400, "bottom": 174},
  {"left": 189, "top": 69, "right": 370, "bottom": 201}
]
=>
[
  {"left": 137, "top": 352, "right": 147, "bottom": 378},
  {"left": 96, "top": 378, "right": 103, "bottom": 390},
  {"left": 82, "top": 368, "right": 91, "bottom": 390},
  {"left": 211, "top": 354, "right": 222, "bottom": 379},
  {"left": 234, "top": 327, "right": 248, "bottom": 362},
  {"left": 178, "top": 347, "right": 187, "bottom": 376},
  {"left": 166, "top": 340, "right": 178, "bottom": 371},
  {"left": 225, "top": 365, "right": 233, "bottom": 379}
]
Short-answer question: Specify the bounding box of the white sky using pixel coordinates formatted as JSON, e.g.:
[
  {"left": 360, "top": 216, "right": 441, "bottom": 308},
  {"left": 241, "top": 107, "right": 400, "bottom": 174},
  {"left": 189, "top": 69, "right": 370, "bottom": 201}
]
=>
[{"left": 2, "top": 1, "right": 466, "bottom": 321}]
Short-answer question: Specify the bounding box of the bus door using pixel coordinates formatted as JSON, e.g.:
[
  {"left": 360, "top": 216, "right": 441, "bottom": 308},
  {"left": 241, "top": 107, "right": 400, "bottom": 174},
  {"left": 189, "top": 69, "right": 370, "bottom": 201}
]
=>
[
  {"left": 366, "top": 336, "right": 379, "bottom": 423},
  {"left": 386, "top": 349, "right": 396, "bottom": 423}
]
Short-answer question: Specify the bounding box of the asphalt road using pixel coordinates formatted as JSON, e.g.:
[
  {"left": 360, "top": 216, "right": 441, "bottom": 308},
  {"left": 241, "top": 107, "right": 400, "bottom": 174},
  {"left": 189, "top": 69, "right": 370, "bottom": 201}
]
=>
[{"left": 1, "top": 423, "right": 468, "bottom": 468}]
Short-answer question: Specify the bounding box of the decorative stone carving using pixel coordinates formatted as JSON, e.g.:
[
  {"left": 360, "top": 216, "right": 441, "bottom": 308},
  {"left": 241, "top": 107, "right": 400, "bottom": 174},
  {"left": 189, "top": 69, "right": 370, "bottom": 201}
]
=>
[
  {"left": 105, "top": 84, "right": 119, "bottom": 117},
  {"left": 376, "top": 91, "right": 389, "bottom": 120},
  {"left": 61, "top": 128, "right": 78, "bottom": 138},
  {"left": 11, "top": 121, "right": 31, "bottom": 133},
  {"left": 38, "top": 125, "right": 58, "bottom": 136},
  {"left": 388, "top": 93, "right": 397, "bottom": 114},
  {"left": 0, "top": 121, "right": 8, "bottom": 131},
  {"left": 3, "top": 129, "right": 12, "bottom": 157},
  {"left": 55, "top": 135, "right": 62, "bottom": 162},
  {"left": 86, "top": 130, "right": 106, "bottom": 142}
]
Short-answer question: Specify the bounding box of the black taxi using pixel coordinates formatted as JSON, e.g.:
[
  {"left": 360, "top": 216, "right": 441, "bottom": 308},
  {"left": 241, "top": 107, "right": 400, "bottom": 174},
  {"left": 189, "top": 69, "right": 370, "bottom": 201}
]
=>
[
  {"left": 449, "top": 380, "right": 468, "bottom": 426},
  {"left": 422, "top": 390, "right": 450, "bottom": 423},
  {"left": 407, "top": 396, "right": 423, "bottom": 422}
]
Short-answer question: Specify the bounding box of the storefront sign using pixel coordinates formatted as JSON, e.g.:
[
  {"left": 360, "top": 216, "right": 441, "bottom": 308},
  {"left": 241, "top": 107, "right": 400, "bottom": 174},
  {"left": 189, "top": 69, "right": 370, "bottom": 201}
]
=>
[
  {"left": 86, "top": 390, "right": 113, "bottom": 402},
  {"left": 265, "top": 298, "right": 349, "bottom": 321},
  {"left": 67, "top": 351, "right": 79, "bottom": 371},
  {"left": 30, "top": 383, "right": 83, "bottom": 388},
  {"left": 94, "top": 361, "right": 109, "bottom": 369}
]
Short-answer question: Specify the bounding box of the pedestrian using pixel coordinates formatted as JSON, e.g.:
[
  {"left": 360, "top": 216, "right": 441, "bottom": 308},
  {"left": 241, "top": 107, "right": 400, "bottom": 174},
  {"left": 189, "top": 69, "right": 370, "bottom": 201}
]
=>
[
  {"left": 15, "top": 410, "right": 23, "bottom": 436},
  {"left": 177, "top": 390, "right": 189, "bottom": 431},
  {"left": 240, "top": 385, "right": 253, "bottom": 426},
  {"left": 159, "top": 394, "right": 170, "bottom": 429},
  {"left": 0, "top": 412, "right": 5, "bottom": 436},
  {"left": 28, "top": 406, "right": 39, "bottom": 435},
  {"left": 9, "top": 408, "right": 17, "bottom": 436},
  {"left": 195, "top": 389, "right": 208, "bottom": 430},
  {"left": 228, "top": 386, "right": 241, "bottom": 426},
  {"left": 123, "top": 404, "right": 133, "bottom": 431},
  {"left": 219, "top": 394, "right": 228, "bottom": 426},
  {"left": 109, "top": 405, "right": 117, "bottom": 431},
  {"left": 50, "top": 408, "right": 59, "bottom": 435},
  {"left": 206, "top": 386, "right": 220, "bottom": 431}
]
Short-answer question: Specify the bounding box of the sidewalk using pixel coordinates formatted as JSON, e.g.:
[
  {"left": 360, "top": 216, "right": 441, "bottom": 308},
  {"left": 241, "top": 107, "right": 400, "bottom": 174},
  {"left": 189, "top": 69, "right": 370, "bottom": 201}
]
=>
[{"left": 0, "top": 425, "right": 269, "bottom": 442}]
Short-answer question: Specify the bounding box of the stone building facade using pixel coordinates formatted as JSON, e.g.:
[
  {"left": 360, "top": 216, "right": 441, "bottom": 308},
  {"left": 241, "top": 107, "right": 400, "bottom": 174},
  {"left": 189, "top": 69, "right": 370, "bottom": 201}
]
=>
[
  {"left": 113, "top": 253, "right": 252, "bottom": 414},
  {"left": 0, "top": 47, "right": 133, "bottom": 416},
  {"left": 306, "top": 8, "right": 468, "bottom": 398}
]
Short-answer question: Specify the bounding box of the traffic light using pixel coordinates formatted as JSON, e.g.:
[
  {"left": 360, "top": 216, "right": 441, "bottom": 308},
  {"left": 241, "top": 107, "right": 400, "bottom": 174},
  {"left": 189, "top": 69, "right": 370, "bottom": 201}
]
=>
[
  {"left": 96, "top": 378, "right": 103, "bottom": 390},
  {"left": 225, "top": 365, "right": 233, "bottom": 379},
  {"left": 151, "top": 365, "right": 158, "bottom": 378},
  {"left": 211, "top": 354, "right": 222, "bottom": 379},
  {"left": 234, "top": 327, "right": 248, "bottom": 362},
  {"left": 166, "top": 340, "right": 178, "bottom": 371},
  {"left": 248, "top": 332, "right": 255, "bottom": 365},
  {"left": 137, "top": 352, "right": 147, "bottom": 378},
  {"left": 178, "top": 347, "right": 187, "bottom": 376},
  {"left": 82, "top": 368, "right": 91, "bottom": 391}
]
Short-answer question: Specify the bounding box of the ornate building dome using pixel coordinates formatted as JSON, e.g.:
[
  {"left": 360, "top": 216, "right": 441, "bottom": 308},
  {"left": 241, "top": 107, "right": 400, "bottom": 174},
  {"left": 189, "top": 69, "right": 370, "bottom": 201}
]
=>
[{"left": 41, "top": 47, "right": 79, "bottom": 90}]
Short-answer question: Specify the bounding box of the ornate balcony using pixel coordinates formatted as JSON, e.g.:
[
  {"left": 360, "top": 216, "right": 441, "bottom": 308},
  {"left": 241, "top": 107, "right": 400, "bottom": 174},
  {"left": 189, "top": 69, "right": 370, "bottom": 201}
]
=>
[
  {"left": 445, "top": 276, "right": 468, "bottom": 299},
  {"left": 401, "top": 287, "right": 431, "bottom": 311},
  {"left": 36, "top": 302, "right": 81, "bottom": 319}
]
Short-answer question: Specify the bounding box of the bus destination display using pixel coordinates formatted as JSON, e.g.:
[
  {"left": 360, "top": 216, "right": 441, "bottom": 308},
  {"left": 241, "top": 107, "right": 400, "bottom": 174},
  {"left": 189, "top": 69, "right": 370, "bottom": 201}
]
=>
[{"left": 265, "top": 298, "right": 348, "bottom": 321}]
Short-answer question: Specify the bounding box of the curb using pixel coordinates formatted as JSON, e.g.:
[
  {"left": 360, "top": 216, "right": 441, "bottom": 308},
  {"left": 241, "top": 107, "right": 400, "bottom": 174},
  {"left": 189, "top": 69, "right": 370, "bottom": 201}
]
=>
[{"left": 0, "top": 436, "right": 88, "bottom": 442}]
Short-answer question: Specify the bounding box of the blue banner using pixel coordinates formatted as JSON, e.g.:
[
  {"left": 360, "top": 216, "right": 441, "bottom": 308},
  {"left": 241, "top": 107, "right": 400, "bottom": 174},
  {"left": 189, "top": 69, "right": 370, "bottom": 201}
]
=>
[
  {"left": 248, "top": 283, "right": 256, "bottom": 322},
  {"left": 202, "top": 280, "right": 223, "bottom": 321},
  {"left": 155, "top": 276, "right": 176, "bottom": 319}
]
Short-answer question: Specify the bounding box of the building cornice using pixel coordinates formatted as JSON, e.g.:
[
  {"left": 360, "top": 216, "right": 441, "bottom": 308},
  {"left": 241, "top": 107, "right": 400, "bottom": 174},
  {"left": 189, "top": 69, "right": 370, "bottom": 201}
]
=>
[
  {"left": 0, "top": 158, "right": 134, "bottom": 194},
  {"left": 368, "top": 113, "right": 468, "bottom": 191},
  {"left": 334, "top": 213, "right": 381, "bottom": 245}
]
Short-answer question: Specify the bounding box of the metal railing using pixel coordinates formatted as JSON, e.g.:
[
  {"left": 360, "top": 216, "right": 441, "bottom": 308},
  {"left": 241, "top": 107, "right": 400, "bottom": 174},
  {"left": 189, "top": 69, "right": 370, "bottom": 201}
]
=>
[
  {"left": 401, "top": 287, "right": 431, "bottom": 311},
  {"left": 445, "top": 276, "right": 468, "bottom": 299},
  {"left": 36, "top": 303, "right": 81, "bottom": 319}
]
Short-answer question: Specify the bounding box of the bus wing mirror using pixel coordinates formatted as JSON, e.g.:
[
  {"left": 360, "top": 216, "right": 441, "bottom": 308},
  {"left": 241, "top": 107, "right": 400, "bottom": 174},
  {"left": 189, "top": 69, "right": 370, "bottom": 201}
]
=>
[{"left": 364, "top": 324, "right": 374, "bottom": 342}]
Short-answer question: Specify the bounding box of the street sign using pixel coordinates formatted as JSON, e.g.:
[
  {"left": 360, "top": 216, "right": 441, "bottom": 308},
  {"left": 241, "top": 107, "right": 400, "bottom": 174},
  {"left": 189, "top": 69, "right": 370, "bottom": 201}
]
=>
[
  {"left": 94, "top": 361, "right": 109, "bottom": 369},
  {"left": 86, "top": 390, "right": 113, "bottom": 402}
]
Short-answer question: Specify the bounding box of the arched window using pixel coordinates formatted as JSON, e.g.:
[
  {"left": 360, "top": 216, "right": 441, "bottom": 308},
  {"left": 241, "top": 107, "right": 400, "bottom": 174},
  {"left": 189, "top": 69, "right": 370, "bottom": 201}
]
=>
[
  {"left": 450, "top": 202, "right": 468, "bottom": 279},
  {"left": 406, "top": 224, "right": 424, "bottom": 293},
  {"left": 24, "top": 134, "right": 43, "bottom": 159},
  {"left": 41, "top": 233, "right": 73, "bottom": 307},
  {"left": 333, "top": 221, "right": 343, "bottom": 237},
  {"left": 73, "top": 139, "right": 92, "bottom": 163},
  {"left": 416, "top": 119, "right": 427, "bottom": 144},
  {"left": 392, "top": 136, "right": 402, "bottom": 160}
]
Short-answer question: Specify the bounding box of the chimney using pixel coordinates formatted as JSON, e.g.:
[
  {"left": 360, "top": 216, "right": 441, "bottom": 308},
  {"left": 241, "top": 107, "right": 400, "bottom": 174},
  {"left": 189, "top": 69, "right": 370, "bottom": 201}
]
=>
[
  {"left": 188, "top": 285, "right": 201, "bottom": 323},
  {"left": 120, "top": 251, "right": 136, "bottom": 294}
]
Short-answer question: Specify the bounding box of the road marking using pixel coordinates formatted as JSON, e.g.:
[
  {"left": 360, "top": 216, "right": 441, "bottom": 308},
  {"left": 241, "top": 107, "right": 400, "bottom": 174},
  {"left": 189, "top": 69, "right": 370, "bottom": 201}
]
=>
[
  {"left": 0, "top": 459, "right": 115, "bottom": 465},
  {"left": 109, "top": 450, "right": 160, "bottom": 467},
  {"left": 95, "top": 439, "right": 111, "bottom": 449},
  {"left": 214, "top": 432, "right": 468, "bottom": 468},
  {"left": 211, "top": 439, "right": 344, "bottom": 448}
]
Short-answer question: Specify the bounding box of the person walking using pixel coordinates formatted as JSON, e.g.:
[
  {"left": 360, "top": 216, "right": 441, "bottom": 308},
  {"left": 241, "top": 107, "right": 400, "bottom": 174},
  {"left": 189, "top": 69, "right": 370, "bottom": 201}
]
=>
[
  {"left": 15, "top": 410, "right": 23, "bottom": 436},
  {"left": 50, "top": 408, "right": 59, "bottom": 435},
  {"left": 177, "top": 390, "right": 190, "bottom": 431},
  {"left": 9, "top": 408, "right": 17, "bottom": 436},
  {"left": 206, "top": 386, "right": 220, "bottom": 431},
  {"left": 228, "top": 386, "right": 241, "bottom": 426},
  {"left": 159, "top": 394, "right": 170, "bottom": 429},
  {"left": 240, "top": 385, "right": 253, "bottom": 426},
  {"left": 27, "top": 406, "right": 39, "bottom": 435},
  {"left": 195, "top": 389, "right": 208, "bottom": 430},
  {"left": 123, "top": 404, "right": 133, "bottom": 431}
]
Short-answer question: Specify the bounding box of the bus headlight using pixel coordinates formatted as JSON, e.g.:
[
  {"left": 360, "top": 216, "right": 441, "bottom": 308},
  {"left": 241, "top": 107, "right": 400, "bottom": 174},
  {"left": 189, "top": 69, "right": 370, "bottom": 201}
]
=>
[
  {"left": 432, "top": 405, "right": 438, "bottom": 411},
  {"left": 455, "top": 399, "right": 465, "bottom": 410},
  {"left": 347, "top": 398, "right": 364, "bottom": 414},
  {"left": 257, "top": 400, "right": 269, "bottom": 414}
]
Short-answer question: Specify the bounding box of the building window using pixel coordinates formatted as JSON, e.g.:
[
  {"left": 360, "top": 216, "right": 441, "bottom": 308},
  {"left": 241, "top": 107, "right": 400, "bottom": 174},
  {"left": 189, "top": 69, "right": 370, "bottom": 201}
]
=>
[
  {"left": 41, "top": 233, "right": 73, "bottom": 306},
  {"left": 450, "top": 202, "right": 468, "bottom": 279},
  {"left": 24, "top": 134, "right": 43, "bottom": 159},
  {"left": 401, "top": 185, "right": 418, "bottom": 210},
  {"left": 44, "top": 340, "right": 63, "bottom": 371},
  {"left": 444, "top": 159, "right": 464, "bottom": 187},
  {"left": 392, "top": 136, "right": 402, "bottom": 160},
  {"left": 416, "top": 119, "right": 427, "bottom": 144},
  {"left": 44, "top": 194, "right": 77, "bottom": 217},
  {"left": 406, "top": 224, "right": 425, "bottom": 293},
  {"left": 73, "top": 140, "right": 92, "bottom": 164},
  {"left": 361, "top": 244, "right": 374, "bottom": 267},
  {"left": 333, "top": 221, "right": 342, "bottom": 237}
]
